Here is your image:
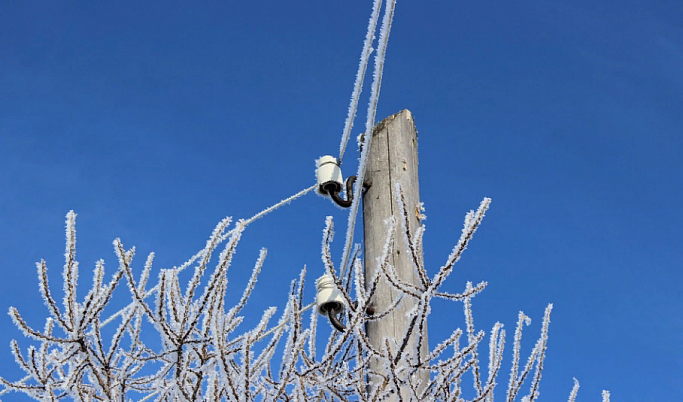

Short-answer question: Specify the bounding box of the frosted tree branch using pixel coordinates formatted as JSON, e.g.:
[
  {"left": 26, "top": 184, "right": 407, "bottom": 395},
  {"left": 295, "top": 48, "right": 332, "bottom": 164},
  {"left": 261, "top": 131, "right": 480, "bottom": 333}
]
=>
[
  {"left": 2, "top": 193, "right": 606, "bottom": 400},
  {"left": 3, "top": 187, "right": 610, "bottom": 401}
]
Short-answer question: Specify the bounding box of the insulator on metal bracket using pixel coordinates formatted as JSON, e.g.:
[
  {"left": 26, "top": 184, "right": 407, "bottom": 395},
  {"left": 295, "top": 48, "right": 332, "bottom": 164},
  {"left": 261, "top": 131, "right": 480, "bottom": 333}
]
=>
[
  {"left": 316, "top": 275, "right": 346, "bottom": 332},
  {"left": 316, "top": 155, "right": 356, "bottom": 208},
  {"left": 315, "top": 275, "right": 375, "bottom": 332}
]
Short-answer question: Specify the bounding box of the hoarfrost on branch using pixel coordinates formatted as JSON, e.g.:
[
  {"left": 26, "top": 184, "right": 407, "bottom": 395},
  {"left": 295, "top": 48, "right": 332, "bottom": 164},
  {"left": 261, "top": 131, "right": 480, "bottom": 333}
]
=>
[{"left": 2, "top": 192, "right": 606, "bottom": 401}]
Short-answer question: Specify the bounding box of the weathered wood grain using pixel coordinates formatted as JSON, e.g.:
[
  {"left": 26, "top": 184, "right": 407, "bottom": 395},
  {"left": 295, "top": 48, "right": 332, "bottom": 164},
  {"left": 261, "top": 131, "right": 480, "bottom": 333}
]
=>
[{"left": 363, "top": 110, "right": 428, "bottom": 399}]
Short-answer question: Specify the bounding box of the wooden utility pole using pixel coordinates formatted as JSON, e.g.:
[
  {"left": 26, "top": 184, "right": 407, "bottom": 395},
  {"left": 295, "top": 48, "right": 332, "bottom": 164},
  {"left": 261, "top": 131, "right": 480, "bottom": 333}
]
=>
[{"left": 363, "top": 109, "right": 429, "bottom": 399}]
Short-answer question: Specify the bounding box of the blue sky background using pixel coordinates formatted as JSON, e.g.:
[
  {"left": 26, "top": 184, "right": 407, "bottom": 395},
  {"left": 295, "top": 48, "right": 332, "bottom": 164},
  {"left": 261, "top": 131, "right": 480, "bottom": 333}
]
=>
[{"left": 1, "top": 0, "right": 681, "bottom": 400}]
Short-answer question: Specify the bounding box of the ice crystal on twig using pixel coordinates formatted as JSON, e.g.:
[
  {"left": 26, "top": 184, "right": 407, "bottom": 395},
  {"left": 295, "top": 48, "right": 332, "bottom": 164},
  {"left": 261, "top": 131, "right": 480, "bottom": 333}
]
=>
[{"left": 2, "top": 190, "right": 605, "bottom": 400}]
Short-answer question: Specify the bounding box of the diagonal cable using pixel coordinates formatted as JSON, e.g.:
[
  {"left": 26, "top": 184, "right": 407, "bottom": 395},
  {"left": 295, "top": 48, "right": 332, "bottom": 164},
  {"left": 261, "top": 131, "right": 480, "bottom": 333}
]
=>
[{"left": 339, "top": 0, "right": 397, "bottom": 280}]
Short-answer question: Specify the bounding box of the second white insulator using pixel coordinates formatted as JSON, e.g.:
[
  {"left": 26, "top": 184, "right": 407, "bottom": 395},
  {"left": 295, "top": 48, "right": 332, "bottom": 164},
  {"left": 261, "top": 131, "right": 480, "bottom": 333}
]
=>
[
  {"left": 316, "top": 155, "right": 343, "bottom": 195},
  {"left": 315, "top": 274, "right": 346, "bottom": 315}
]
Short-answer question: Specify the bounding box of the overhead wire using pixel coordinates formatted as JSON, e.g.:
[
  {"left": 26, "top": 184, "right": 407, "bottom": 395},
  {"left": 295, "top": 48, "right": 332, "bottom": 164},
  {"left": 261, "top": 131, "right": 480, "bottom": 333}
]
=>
[
  {"left": 337, "top": 0, "right": 383, "bottom": 164},
  {"left": 339, "top": 0, "right": 397, "bottom": 282},
  {"left": 100, "top": 184, "right": 317, "bottom": 329}
]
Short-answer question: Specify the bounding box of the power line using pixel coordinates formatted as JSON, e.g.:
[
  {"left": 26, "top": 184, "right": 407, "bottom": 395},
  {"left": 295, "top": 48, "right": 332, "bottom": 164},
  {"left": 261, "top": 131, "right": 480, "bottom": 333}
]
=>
[
  {"left": 339, "top": 0, "right": 397, "bottom": 282},
  {"left": 101, "top": 184, "right": 317, "bottom": 329},
  {"left": 337, "top": 0, "right": 383, "bottom": 164}
]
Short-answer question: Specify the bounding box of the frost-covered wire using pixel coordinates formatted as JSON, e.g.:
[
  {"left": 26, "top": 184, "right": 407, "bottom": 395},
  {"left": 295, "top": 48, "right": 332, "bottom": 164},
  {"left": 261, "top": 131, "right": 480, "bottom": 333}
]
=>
[
  {"left": 338, "top": 0, "right": 383, "bottom": 163},
  {"left": 243, "top": 184, "right": 316, "bottom": 227},
  {"left": 101, "top": 184, "right": 315, "bottom": 329},
  {"left": 339, "top": 0, "right": 397, "bottom": 280}
]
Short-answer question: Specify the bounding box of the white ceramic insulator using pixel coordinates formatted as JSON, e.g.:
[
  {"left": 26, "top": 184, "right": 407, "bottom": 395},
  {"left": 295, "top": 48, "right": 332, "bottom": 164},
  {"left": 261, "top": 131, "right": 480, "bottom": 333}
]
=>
[
  {"left": 315, "top": 274, "right": 346, "bottom": 315},
  {"left": 316, "top": 155, "right": 343, "bottom": 195}
]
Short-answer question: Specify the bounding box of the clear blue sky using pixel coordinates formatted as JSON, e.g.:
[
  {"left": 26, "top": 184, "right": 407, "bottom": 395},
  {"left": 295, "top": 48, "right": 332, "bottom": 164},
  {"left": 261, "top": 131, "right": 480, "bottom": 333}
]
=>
[{"left": 1, "top": 0, "right": 681, "bottom": 400}]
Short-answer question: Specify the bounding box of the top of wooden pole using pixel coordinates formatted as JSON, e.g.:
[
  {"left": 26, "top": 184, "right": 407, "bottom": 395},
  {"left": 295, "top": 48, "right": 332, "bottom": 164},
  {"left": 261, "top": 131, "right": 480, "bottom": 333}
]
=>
[
  {"left": 374, "top": 109, "right": 416, "bottom": 136},
  {"left": 363, "top": 109, "right": 428, "bottom": 399}
]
